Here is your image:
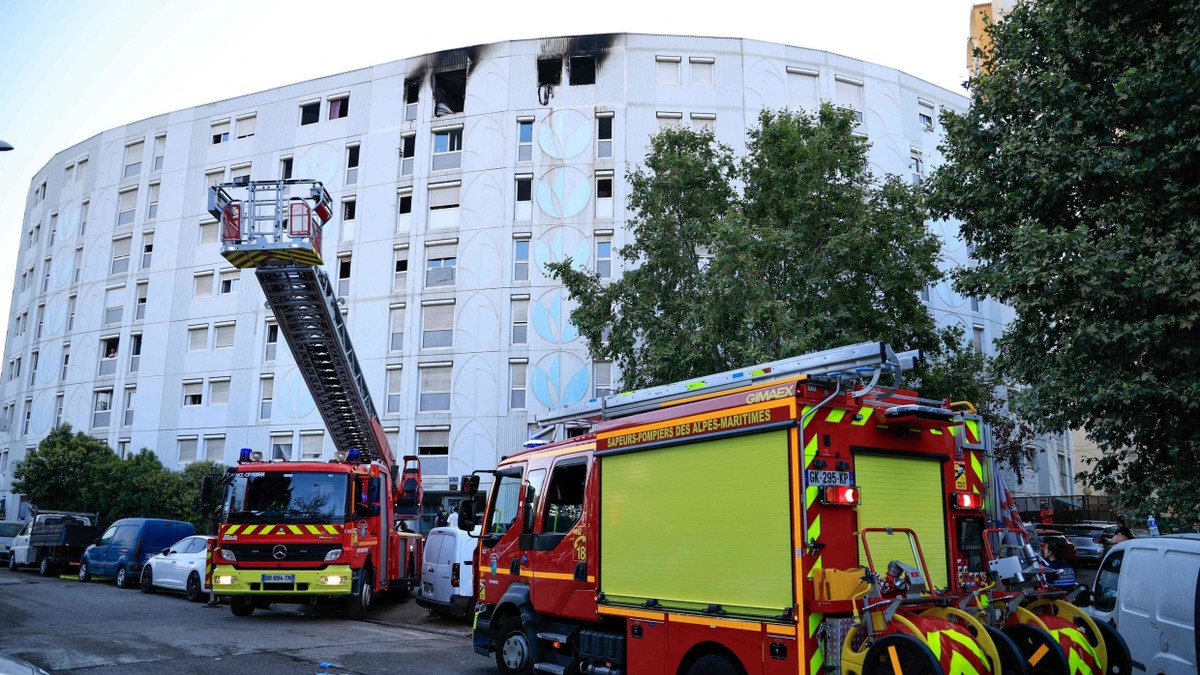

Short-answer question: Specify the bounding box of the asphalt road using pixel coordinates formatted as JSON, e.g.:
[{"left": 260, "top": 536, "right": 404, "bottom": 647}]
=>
[{"left": 0, "top": 568, "right": 494, "bottom": 675}]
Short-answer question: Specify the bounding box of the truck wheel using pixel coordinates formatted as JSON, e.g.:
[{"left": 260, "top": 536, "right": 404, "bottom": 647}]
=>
[
  {"left": 686, "top": 654, "right": 743, "bottom": 675},
  {"left": 78, "top": 560, "right": 91, "bottom": 582},
  {"left": 115, "top": 566, "right": 132, "bottom": 589},
  {"left": 344, "top": 567, "right": 373, "bottom": 620},
  {"left": 186, "top": 572, "right": 205, "bottom": 603},
  {"left": 230, "top": 596, "right": 255, "bottom": 617},
  {"left": 38, "top": 558, "right": 53, "bottom": 577},
  {"left": 7, "top": 555, "right": 18, "bottom": 571},
  {"left": 494, "top": 615, "right": 535, "bottom": 675},
  {"left": 140, "top": 567, "right": 156, "bottom": 593}
]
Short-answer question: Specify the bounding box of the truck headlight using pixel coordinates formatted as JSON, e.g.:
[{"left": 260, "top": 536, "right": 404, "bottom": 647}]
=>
[
  {"left": 323, "top": 548, "right": 343, "bottom": 562},
  {"left": 219, "top": 548, "right": 236, "bottom": 562}
]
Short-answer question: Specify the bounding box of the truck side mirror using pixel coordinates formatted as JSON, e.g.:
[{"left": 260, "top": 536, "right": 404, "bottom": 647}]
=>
[
  {"left": 522, "top": 485, "right": 537, "bottom": 534},
  {"left": 200, "top": 475, "right": 214, "bottom": 514},
  {"left": 460, "top": 474, "right": 480, "bottom": 496},
  {"left": 457, "top": 500, "right": 478, "bottom": 532}
]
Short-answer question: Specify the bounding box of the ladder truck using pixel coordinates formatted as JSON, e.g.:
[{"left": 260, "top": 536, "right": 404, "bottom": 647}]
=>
[
  {"left": 455, "top": 341, "right": 1127, "bottom": 675},
  {"left": 200, "top": 180, "right": 423, "bottom": 619}
]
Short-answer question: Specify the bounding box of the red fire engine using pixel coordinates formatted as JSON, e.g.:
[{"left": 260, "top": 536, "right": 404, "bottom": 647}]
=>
[
  {"left": 200, "top": 180, "right": 423, "bottom": 619},
  {"left": 457, "top": 342, "right": 1129, "bottom": 674}
]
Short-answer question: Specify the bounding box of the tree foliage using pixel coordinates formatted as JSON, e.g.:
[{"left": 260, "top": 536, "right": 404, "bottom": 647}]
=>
[
  {"left": 12, "top": 424, "right": 227, "bottom": 529},
  {"left": 549, "top": 105, "right": 942, "bottom": 390},
  {"left": 930, "top": 1, "right": 1200, "bottom": 529}
]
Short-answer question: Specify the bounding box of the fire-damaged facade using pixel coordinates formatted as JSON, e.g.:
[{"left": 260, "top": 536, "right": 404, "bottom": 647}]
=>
[{"left": 3, "top": 33, "right": 1047, "bottom": 528}]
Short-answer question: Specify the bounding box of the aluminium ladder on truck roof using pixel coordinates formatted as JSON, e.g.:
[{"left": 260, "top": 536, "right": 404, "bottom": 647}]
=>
[
  {"left": 536, "top": 341, "right": 923, "bottom": 428},
  {"left": 208, "top": 179, "right": 393, "bottom": 468}
]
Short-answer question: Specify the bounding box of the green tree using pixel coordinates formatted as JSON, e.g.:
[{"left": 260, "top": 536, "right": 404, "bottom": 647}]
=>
[
  {"left": 13, "top": 425, "right": 119, "bottom": 516},
  {"left": 550, "top": 105, "right": 942, "bottom": 390},
  {"left": 930, "top": 1, "right": 1200, "bottom": 528}
]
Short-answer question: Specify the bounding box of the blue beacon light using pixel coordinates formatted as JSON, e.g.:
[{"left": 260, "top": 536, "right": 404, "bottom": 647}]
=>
[
  {"left": 346, "top": 448, "right": 362, "bottom": 463},
  {"left": 239, "top": 448, "right": 253, "bottom": 463}
]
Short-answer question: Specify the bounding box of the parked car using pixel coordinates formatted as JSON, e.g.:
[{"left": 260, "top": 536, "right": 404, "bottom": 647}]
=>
[
  {"left": 416, "top": 521, "right": 479, "bottom": 618},
  {"left": 0, "top": 651, "right": 51, "bottom": 675},
  {"left": 1035, "top": 528, "right": 1079, "bottom": 566},
  {"left": 1080, "top": 534, "right": 1200, "bottom": 674},
  {"left": 0, "top": 522, "right": 23, "bottom": 565},
  {"left": 1068, "top": 535, "right": 1106, "bottom": 566},
  {"left": 7, "top": 511, "right": 98, "bottom": 576},
  {"left": 79, "top": 518, "right": 195, "bottom": 589},
  {"left": 139, "top": 535, "right": 214, "bottom": 602}
]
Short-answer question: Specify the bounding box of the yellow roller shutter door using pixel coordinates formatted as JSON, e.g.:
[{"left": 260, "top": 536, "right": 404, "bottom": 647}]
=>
[{"left": 854, "top": 453, "right": 948, "bottom": 589}]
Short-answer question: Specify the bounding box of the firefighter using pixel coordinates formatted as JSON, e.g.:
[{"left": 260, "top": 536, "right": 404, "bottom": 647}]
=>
[
  {"left": 1040, "top": 502, "right": 1054, "bottom": 524},
  {"left": 435, "top": 506, "right": 449, "bottom": 528}
]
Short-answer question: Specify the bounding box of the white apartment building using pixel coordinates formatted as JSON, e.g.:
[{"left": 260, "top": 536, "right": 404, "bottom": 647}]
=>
[{"left": 3, "top": 33, "right": 1045, "bottom": 526}]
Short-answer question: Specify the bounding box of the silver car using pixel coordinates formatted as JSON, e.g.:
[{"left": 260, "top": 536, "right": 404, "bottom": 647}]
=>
[
  {"left": 0, "top": 522, "right": 23, "bottom": 564},
  {"left": 1068, "top": 535, "right": 1106, "bottom": 566}
]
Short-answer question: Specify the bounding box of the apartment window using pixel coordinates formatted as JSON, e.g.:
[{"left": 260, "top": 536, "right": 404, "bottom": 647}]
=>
[
  {"left": 390, "top": 304, "right": 406, "bottom": 351},
  {"left": 48, "top": 213, "right": 57, "bottom": 246},
  {"left": 300, "top": 432, "right": 323, "bottom": 460},
  {"left": 300, "top": 100, "right": 320, "bottom": 125},
  {"left": 425, "top": 242, "right": 457, "bottom": 287},
  {"left": 596, "top": 172, "right": 614, "bottom": 218},
  {"left": 61, "top": 348, "right": 70, "bottom": 382},
  {"left": 259, "top": 376, "right": 273, "bottom": 418},
  {"left": 433, "top": 69, "right": 466, "bottom": 115},
  {"left": 341, "top": 198, "right": 357, "bottom": 238},
  {"left": 512, "top": 298, "right": 528, "bottom": 345},
  {"left": 538, "top": 57, "right": 562, "bottom": 87},
  {"left": 183, "top": 381, "right": 203, "bottom": 406},
  {"left": 135, "top": 282, "right": 147, "bottom": 320},
  {"left": 206, "top": 169, "right": 225, "bottom": 189},
  {"left": 596, "top": 114, "right": 613, "bottom": 158},
  {"left": 422, "top": 302, "right": 454, "bottom": 349},
  {"left": 118, "top": 188, "right": 138, "bottom": 226},
  {"left": 691, "top": 113, "right": 716, "bottom": 133},
  {"left": 594, "top": 361, "right": 613, "bottom": 398},
  {"left": 79, "top": 201, "right": 88, "bottom": 236},
  {"left": 569, "top": 56, "right": 596, "bottom": 85},
  {"left": 656, "top": 111, "right": 682, "bottom": 130},
  {"left": 337, "top": 256, "right": 352, "bottom": 296},
  {"left": 400, "top": 134, "right": 415, "bottom": 175},
  {"left": 236, "top": 114, "right": 256, "bottom": 139},
  {"left": 54, "top": 393, "right": 64, "bottom": 428},
  {"left": 429, "top": 183, "right": 460, "bottom": 212},
  {"left": 510, "top": 361, "right": 527, "bottom": 409},
  {"left": 397, "top": 189, "right": 413, "bottom": 228},
  {"left": 328, "top": 95, "right": 349, "bottom": 120},
  {"left": 194, "top": 271, "right": 214, "bottom": 298},
  {"left": 64, "top": 163, "right": 74, "bottom": 183},
  {"left": 418, "top": 364, "right": 452, "bottom": 412},
  {"left": 271, "top": 433, "right": 293, "bottom": 461},
  {"left": 8, "top": 357, "right": 19, "bottom": 381},
  {"left": 104, "top": 287, "right": 124, "bottom": 324},
  {"left": 123, "top": 141, "right": 144, "bottom": 179},
  {"left": 227, "top": 165, "right": 249, "bottom": 188},
  {"left": 386, "top": 366, "right": 403, "bottom": 414},
  {"left": 517, "top": 119, "right": 533, "bottom": 162},
  {"left": 211, "top": 119, "right": 230, "bottom": 145},
  {"left": 690, "top": 57, "right": 715, "bottom": 86},
  {"left": 920, "top": 285, "right": 931, "bottom": 302},
  {"left": 918, "top": 99, "right": 936, "bottom": 131},
  {"left": 345, "top": 144, "right": 360, "bottom": 185},
  {"left": 76, "top": 158, "right": 87, "bottom": 181},
  {"left": 146, "top": 182, "right": 159, "bottom": 220},
  {"left": 972, "top": 324, "right": 985, "bottom": 354},
  {"left": 214, "top": 322, "right": 236, "bottom": 349},
  {"left": 178, "top": 437, "right": 198, "bottom": 464},
  {"left": 596, "top": 238, "right": 612, "bottom": 278},
  {"left": 220, "top": 269, "right": 240, "bottom": 294},
  {"left": 835, "top": 75, "right": 865, "bottom": 123},
  {"left": 404, "top": 78, "right": 419, "bottom": 121},
  {"left": 432, "top": 127, "right": 463, "bottom": 170},
  {"left": 514, "top": 239, "right": 530, "bottom": 282},
  {"left": 416, "top": 428, "right": 450, "bottom": 475},
  {"left": 264, "top": 323, "right": 278, "bottom": 361},
  {"left": 280, "top": 156, "right": 294, "bottom": 180},
  {"left": 656, "top": 55, "right": 681, "bottom": 84},
  {"left": 910, "top": 150, "right": 925, "bottom": 185},
  {"left": 393, "top": 249, "right": 408, "bottom": 291},
  {"left": 205, "top": 435, "right": 225, "bottom": 463},
  {"left": 99, "top": 336, "right": 119, "bottom": 375},
  {"left": 41, "top": 260, "right": 50, "bottom": 293},
  {"left": 971, "top": 296, "right": 980, "bottom": 312},
  {"left": 141, "top": 233, "right": 154, "bottom": 269},
  {"left": 129, "top": 333, "right": 142, "bottom": 373},
  {"left": 93, "top": 389, "right": 113, "bottom": 428},
  {"left": 110, "top": 236, "right": 132, "bottom": 274},
  {"left": 153, "top": 134, "right": 165, "bottom": 171},
  {"left": 515, "top": 175, "right": 533, "bottom": 221},
  {"left": 209, "top": 378, "right": 230, "bottom": 405},
  {"left": 22, "top": 399, "right": 32, "bottom": 435},
  {"left": 123, "top": 387, "right": 135, "bottom": 426},
  {"left": 35, "top": 303, "right": 44, "bottom": 337},
  {"left": 28, "top": 350, "right": 38, "bottom": 386},
  {"left": 188, "top": 325, "right": 209, "bottom": 352}
]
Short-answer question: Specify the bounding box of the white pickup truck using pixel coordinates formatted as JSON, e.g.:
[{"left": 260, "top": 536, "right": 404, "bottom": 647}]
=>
[{"left": 6, "top": 511, "right": 99, "bottom": 577}]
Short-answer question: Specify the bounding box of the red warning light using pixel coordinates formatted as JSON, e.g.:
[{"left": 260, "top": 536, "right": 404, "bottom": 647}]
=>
[
  {"left": 821, "top": 486, "right": 860, "bottom": 506},
  {"left": 952, "top": 491, "right": 981, "bottom": 509}
]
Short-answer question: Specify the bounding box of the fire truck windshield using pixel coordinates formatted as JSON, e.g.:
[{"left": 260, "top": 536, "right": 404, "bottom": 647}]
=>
[{"left": 225, "top": 471, "right": 350, "bottom": 523}]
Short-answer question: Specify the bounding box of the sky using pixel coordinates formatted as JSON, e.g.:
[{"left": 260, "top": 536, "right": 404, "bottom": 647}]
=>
[{"left": 0, "top": 0, "right": 977, "bottom": 339}]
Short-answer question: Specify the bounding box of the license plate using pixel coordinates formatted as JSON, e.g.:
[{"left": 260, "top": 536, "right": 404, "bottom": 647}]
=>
[
  {"left": 807, "top": 470, "right": 854, "bottom": 486},
  {"left": 262, "top": 574, "right": 295, "bottom": 583}
]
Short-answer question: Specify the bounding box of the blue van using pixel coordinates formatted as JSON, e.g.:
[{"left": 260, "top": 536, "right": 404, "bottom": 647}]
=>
[{"left": 79, "top": 518, "right": 195, "bottom": 589}]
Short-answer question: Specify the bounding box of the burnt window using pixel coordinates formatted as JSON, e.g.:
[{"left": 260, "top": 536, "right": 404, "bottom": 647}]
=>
[
  {"left": 538, "top": 58, "right": 562, "bottom": 86},
  {"left": 569, "top": 56, "right": 596, "bottom": 85},
  {"left": 433, "top": 69, "right": 466, "bottom": 116},
  {"left": 404, "top": 78, "right": 420, "bottom": 121}
]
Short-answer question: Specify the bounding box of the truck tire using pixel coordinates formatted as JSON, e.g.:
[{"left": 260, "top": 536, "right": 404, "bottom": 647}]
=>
[
  {"left": 344, "top": 567, "right": 373, "bottom": 620},
  {"left": 186, "top": 572, "right": 205, "bottom": 603},
  {"left": 38, "top": 558, "right": 54, "bottom": 577},
  {"left": 140, "top": 567, "right": 156, "bottom": 593},
  {"left": 686, "top": 653, "right": 743, "bottom": 675},
  {"left": 78, "top": 560, "right": 91, "bottom": 582},
  {"left": 230, "top": 596, "right": 255, "bottom": 617},
  {"left": 494, "top": 614, "right": 535, "bottom": 675},
  {"left": 7, "top": 555, "right": 18, "bottom": 571}
]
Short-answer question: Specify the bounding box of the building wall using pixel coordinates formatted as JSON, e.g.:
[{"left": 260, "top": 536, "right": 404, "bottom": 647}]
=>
[{"left": 2, "top": 33, "right": 1003, "bottom": 521}]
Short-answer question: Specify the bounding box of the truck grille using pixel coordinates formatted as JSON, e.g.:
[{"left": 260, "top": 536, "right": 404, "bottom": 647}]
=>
[{"left": 224, "top": 543, "right": 338, "bottom": 562}]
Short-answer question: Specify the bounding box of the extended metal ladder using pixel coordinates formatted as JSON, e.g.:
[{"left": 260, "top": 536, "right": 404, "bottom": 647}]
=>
[
  {"left": 208, "top": 180, "right": 392, "bottom": 467},
  {"left": 536, "top": 341, "right": 922, "bottom": 427}
]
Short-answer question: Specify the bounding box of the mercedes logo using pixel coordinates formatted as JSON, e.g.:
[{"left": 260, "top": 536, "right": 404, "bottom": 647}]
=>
[{"left": 272, "top": 544, "right": 288, "bottom": 560}]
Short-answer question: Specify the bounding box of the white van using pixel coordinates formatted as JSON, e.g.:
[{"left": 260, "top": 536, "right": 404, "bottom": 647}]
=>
[
  {"left": 416, "top": 515, "right": 479, "bottom": 618},
  {"left": 1085, "top": 534, "right": 1199, "bottom": 674}
]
